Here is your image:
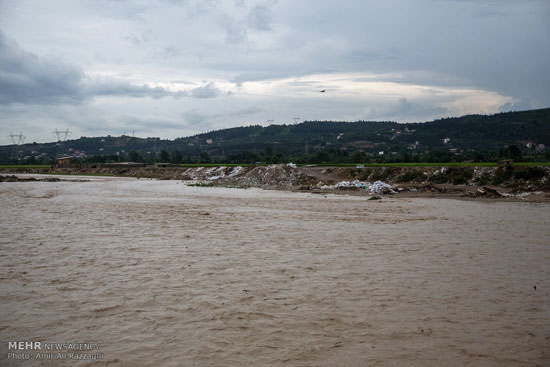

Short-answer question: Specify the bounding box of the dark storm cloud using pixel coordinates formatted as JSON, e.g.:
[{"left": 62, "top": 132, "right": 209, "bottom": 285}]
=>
[
  {"left": 0, "top": 31, "right": 187, "bottom": 105},
  {"left": 0, "top": 31, "right": 85, "bottom": 104}
]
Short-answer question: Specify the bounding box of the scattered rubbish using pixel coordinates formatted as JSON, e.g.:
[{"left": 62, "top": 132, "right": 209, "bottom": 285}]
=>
[
  {"left": 320, "top": 180, "right": 395, "bottom": 194},
  {"left": 227, "top": 166, "right": 243, "bottom": 177},
  {"left": 434, "top": 167, "right": 447, "bottom": 176},
  {"left": 501, "top": 191, "right": 542, "bottom": 198},
  {"left": 463, "top": 186, "right": 542, "bottom": 199}
]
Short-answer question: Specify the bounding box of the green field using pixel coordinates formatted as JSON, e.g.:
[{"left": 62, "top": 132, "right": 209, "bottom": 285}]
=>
[
  {"left": 177, "top": 162, "right": 550, "bottom": 168},
  {"left": 1, "top": 162, "right": 548, "bottom": 170},
  {"left": 178, "top": 163, "right": 257, "bottom": 167},
  {"left": 308, "top": 162, "right": 550, "bottom": 167}
]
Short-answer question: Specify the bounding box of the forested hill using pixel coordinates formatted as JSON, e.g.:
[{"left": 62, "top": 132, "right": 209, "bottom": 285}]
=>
[{"left": 2, "top": 108, "right": 549, "bottom": 163}]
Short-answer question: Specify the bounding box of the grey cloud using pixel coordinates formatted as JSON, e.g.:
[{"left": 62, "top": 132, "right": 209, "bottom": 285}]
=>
[
  {"left": 171, "top": 80, "right": 197, "bottom": 85},
  {"left": 162, "top": 46, "right": 180, "bottom": 58},
  {"left": 182, "top": 110, "right": 207, "bottom": 125},
  {"left": 246, "top": 3, "right": 274, "bottom": 31},
  {"left": 231, "top": 72, "right": 274, "bottom": 86},
  {"left": 222, "top": 17, "right": 248, "bottom": 44},
  {"left": 1, "top": 0, "right": 548, "bottom": 143},
  {"left": 161, "top": 0, "right": 189, "bottom": 5},
  {"left": 0, "top": 32, "right": 187, "bottom": 104},
  {"left": 190, "top": 82, "right": 222, "bottom": 98},
  {"left": 122, "top": 30, "right": 151, "bottom": 46},
  {"left": 87, "top": 79, "right": 187, "bottom": 99},
  {"left": 183, "top": 105, "right": 264, "bottom": 126},
  {"left": 117, "top": 115, "right": 184, "bottom": 130},
  {"left": 150, "top": 45, "right": 181, "bottom": 60},
  {"left": 230, "top": 71, "right": 318, "bottom": 86},
  {"left": 227, "top": 106, "right": 264, "bottom": 116},
  {"left": 220, "top": 0, "right": 276, "bottom": 44},
  {"left": 395, "top": 98, "right": 447, "bottom": 117},
  {"left": 0, "top": 31, "right": 85, "bottom": 104},
  {"left": 269, "top": 0, "right": 549, "bottom": 107}
]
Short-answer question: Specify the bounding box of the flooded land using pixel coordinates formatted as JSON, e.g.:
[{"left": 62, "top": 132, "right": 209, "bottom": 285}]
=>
[{"left": 1, "top": 176, "right": 549, "bottom": 366}]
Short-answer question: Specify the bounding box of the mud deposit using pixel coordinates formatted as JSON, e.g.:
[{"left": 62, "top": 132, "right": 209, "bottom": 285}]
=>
[{"left": 1, "top": 176, "right": 549, "bottom": 366}]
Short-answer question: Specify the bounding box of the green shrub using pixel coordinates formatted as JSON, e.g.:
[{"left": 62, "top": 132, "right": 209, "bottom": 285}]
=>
[
  {"left": 492, "top": 165, "right": 514, "bottom": 185},
  {"left": 358, "top": 168, "right": 372, "bottom": 180},
  {"left": 452, "top": 176, "right": 469, "bottom": 185},
  {"left": 514, "top": 167, "right": 546, "bottom": 180},
  {"left": 474, "top": 174, "right": 490, "bottom": 186},
  {"left": 462, "top": 169, "right": 474, "bottom": 179},
  {"left": 371, "top": 168, "right": 385, "bottom": 181},
  {"left": 400, "top": 170, "right": 423, "bottom": 182}
]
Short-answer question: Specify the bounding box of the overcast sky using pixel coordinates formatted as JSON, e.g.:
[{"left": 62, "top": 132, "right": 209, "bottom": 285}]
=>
[{"left": 1, "top": 0, "right": 549, "bottom": 143}]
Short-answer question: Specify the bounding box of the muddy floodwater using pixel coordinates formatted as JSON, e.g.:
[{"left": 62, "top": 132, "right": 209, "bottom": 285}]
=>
[{"left": 1, "top": 176, "right": 549, "bottom": 366}]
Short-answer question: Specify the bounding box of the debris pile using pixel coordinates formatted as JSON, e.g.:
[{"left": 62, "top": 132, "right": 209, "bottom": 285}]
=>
[
  {"left": 179, "top": 164, "right": 313, "bottom": 189},
  {"left": 180, "top": 166, "right": 243, "bottom": 181},
  {"left": 320, "top": 180, "right": 395, "bottom": 194}
]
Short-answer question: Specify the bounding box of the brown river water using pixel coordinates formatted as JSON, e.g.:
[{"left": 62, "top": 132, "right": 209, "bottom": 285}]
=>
[{"left": 1, "top": 176, "right": 549, "bottom": 366}]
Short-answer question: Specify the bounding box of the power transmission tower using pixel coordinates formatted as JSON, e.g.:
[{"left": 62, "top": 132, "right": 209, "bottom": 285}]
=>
[
  {"left": 7, "top": 132, "right": 26, "bottom": 145},
  {"left": 293, "top": 116, "right": 301, "bottom": 124},
  {"left": 215, "top": 137, "right": 225, "bottom": 157},
  {"left": 267, "top": 119, "right": 274, "bottom": 124},
  {"left": 250, "top": 131, "right": 260, "bottom": 154},
  {"left": 52, "top": 128, "right": 72, "bottom": 141},
  {"left": 52, "top": 128, "right": 72, "bottom": 156}
]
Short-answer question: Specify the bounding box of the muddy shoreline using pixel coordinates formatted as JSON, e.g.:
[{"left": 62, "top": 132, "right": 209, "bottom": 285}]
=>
[{"left": 2, "top": 164, "right": 550, "bottom": 202}]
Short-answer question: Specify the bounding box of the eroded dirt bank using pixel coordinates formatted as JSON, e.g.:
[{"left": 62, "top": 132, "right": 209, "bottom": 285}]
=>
[{"left": 3, "top": 164, "right": 550, "bottom": 200}]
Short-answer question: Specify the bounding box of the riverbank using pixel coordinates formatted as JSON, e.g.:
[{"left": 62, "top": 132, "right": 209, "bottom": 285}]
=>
[{"left": 2, "top": 163, "right": 550, "bottom": 201}]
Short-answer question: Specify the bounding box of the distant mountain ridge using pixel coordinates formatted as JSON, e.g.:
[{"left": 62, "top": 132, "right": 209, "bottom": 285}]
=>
[{"left": 1, "top": 108, "right": 549, "bottom": 163}]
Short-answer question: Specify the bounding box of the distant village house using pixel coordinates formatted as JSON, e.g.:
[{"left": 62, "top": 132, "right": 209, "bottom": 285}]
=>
[{"left": 57, "top": 156, "right": 71, "bottom": 166}]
